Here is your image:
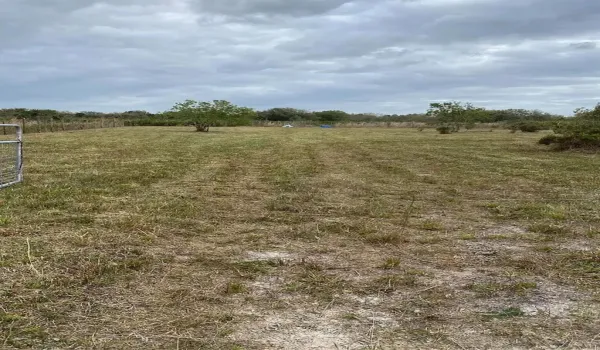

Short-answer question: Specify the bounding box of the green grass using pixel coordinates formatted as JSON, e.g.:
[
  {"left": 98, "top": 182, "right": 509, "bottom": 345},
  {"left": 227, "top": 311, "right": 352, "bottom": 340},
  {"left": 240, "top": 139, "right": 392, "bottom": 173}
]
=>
[
  {"left": 1, "top": 127, "right": 599, "bottom": 349},
  {"left": 483, "top": 307, "right": 526, "bottom": 319}
]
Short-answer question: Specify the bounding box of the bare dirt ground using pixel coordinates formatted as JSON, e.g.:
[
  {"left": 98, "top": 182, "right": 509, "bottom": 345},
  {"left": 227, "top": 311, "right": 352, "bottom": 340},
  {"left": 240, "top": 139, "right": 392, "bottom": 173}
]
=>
[{"left": 1, "top": 127, "right": 599, "bottom": 349}]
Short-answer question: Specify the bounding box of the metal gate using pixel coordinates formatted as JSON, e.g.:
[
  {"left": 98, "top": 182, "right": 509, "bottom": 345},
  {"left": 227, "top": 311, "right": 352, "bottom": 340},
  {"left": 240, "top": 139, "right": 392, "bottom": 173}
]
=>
[{"left": 0, "top": 124, "right": 23, "bottom": 189}]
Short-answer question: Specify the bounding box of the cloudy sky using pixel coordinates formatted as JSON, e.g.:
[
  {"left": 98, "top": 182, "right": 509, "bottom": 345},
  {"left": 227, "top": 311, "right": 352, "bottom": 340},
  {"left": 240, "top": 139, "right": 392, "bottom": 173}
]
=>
[{"left": 1, "top": 0, "right": 599, "bottom": 115}]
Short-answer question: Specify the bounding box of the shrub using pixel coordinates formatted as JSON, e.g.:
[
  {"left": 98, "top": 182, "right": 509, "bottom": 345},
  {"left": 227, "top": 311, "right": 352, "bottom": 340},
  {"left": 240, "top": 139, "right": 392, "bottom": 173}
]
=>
[
  {"left": 436, "top": 125, "right": 452, "bottom": 134},
  {"left": 539, "top": 133, "right": 600, "bottom": 150},
  {"left": 519, "top": 122, "right": 541, "bottom": 132},
  {"left": 539, "top": 104, "right": 600, "bottom": 150},
  {"left": 538, "top": 135, "right": 559, "bottom": 145},
  {"left": 508, "top": 121, "right": 551, "bottom": 133}
]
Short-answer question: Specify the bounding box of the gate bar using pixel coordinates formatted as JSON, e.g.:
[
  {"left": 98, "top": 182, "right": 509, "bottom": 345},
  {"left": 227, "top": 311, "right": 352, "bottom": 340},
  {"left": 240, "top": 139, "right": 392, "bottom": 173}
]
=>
[{"left": 0, "top": 124, "right": 23, "bottom": 189}]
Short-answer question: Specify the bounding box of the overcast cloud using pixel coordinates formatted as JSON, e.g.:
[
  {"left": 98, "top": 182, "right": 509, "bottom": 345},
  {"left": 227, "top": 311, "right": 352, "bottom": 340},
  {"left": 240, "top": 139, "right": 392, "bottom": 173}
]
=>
[{"left": 1, "top": 0, "right": 599, "bottom": 114}]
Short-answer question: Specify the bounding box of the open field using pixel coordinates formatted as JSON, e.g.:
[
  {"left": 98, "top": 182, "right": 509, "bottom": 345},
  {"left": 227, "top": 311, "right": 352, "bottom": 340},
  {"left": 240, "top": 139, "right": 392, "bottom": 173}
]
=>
[{"left": 1, "top": 127, "right": 599, "bottom": 349}]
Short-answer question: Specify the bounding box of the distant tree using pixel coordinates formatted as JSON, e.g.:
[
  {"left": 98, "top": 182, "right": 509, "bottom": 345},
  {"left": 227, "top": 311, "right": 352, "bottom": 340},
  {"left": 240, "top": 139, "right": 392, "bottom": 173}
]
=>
[
  {"left": 486, "top": 109, "right": 560, "bottom": 122},
  {"left": 313, "top": 110, "right": 349, "bottom": 123},
  {"left": 122, "top": 110, "right": 154, "bottom": 119},
  {"left": 257, "top": 108, "right": 314, "bottom": 121},
  {"left": 573, "top": 104, "right": 600, "bottom": 120},
  {"left": 170, "top": 99, "right": 256, "bottom": 132}
]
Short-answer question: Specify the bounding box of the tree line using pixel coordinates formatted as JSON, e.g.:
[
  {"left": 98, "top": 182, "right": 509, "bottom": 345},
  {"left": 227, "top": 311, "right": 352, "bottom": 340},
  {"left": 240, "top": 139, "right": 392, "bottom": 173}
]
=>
[
  {"left": 2, "top": 100, "right": 597, "bottom": 149},
  {"left": 0, "top": 102, "right": 562, "bottom": 126}
]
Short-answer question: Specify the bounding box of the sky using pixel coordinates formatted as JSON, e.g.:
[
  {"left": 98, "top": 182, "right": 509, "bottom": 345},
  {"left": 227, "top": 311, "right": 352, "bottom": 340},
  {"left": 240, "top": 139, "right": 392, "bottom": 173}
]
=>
[{"left": 1, "top": 0, "right": 599, "bottom": 115}]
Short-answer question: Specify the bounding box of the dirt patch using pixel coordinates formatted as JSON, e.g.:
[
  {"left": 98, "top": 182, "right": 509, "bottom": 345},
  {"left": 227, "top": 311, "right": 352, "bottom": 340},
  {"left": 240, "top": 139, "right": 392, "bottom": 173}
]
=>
[
  {"left": 246, "top": 251, "right": 296, "bottom": 262},
  {"left": 559, "top": 241, "right": 598, "bottom": 252},
  {"left": 250, "top": 276, "right": 286, "bottom": 296},
  {"left": 481, "top": 225, "right": 527, "bottom": 237},
  {"left": 232, "top": 308, "right": 362, "bottom": 349},
  {"left": 428, "top": 268, "right": 584, "bottom": 317},
  {"left": 518, "top": 281, "right": 583, "bottom": 318}
]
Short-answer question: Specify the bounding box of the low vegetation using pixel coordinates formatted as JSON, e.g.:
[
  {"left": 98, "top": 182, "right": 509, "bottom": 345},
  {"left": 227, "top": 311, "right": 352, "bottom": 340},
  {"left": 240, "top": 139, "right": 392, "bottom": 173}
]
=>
[
  {"left": 539, "top": 103, "right": 600, "bottom": 150},
  {"left": 2, "top": 100, "right": 567, "bottom": 133},
  {"left": 1, "top": 127, "right": 598, "bottom": 349}
]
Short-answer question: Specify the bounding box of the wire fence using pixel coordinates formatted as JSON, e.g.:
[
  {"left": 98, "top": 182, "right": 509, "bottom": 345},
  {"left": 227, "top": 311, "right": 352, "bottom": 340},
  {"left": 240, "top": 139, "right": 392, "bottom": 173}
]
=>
[{"left": 0, "top": 118, "right": 126, "bottom": 135}]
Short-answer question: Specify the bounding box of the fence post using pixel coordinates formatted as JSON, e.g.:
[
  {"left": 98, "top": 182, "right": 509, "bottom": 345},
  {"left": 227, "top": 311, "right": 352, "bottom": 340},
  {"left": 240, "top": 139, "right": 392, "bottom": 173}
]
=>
[
  {"left": 20, "top": 118, "right": 25, "bottom": 134},
  {"left": 16, "top": 124, "right": 23, "bottom": 183}
]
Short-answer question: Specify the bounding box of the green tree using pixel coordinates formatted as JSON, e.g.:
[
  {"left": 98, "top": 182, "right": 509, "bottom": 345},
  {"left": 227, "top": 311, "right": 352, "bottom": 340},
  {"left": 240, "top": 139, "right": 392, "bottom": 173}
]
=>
[
  {"left": 170, "top": 99, "right": 256, "bottom": 132},
  {"left": 427, "top": 101, "right": 486, "bottom": 132}
]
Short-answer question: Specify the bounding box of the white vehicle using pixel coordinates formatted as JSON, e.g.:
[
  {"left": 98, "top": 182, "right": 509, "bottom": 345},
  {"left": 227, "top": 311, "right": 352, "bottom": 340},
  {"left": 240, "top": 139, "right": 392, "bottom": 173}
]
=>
[{"left": 282, "top": 124, "right": 294, "bottom": 128}]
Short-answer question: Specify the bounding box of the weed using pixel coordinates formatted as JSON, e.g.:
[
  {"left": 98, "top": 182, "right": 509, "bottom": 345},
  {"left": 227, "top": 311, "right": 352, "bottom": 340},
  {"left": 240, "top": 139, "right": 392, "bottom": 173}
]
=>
[
  {"left": 459, "top": 233, "right": 476, "bottom": 240},
  {"left": 372, "top": 274, "right": 419, "bottom": 293},
  {"left": 0, "top": 215, "right": 10, "bottom": 226},
  {"left": 364, "top": 232, "right": 407, "bottom": 244},
  {"left": 528, "top": 223, "right": 569, "bottom": 236},
  {"left": 233, "top": 260, "right": 280, "bottom": 275},
  {"left": 419, "top": 219, "right": 444, "bottom": 231},
  {"left": 225, "top": 282, "right": 247, "bottom": 294},
  {"left": 0, "top": 312, "right": 22, "bottom": 324},
  {"left": 342, "top": 313, "right": 360, "bottom": 321},
  {"left": 382, "top": 257, "right": 401, "bottom": 269},
  {"left": 561, "top": 252, "right": 600, "bottom": 279},
  {"left": 290, "top": 269, "right": 346, "bottom": 301},
  {"left": 484, "top": 307, "right": 525, "bottom": 319},
  {"left": 508, "top": 204, "right": 567, "bottom": 221}
]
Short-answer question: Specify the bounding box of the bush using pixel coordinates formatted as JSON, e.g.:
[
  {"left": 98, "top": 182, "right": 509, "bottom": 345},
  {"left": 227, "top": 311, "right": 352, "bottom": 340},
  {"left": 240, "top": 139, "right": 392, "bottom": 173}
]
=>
[
  {"left": 538, "top": 135, "right": 558, "bottom": 145},
  {"left": 436, "top": 126, "right": 452, "bottom": 134},
  {"left": 539, "top": 133, "right": 600, "bottom": 150},
  {"left": 508, "top": 121, "right": 551, "bottom": 133},
  {"left": 519, "top": 122, "right": 541, "bottom": 132},
  {"left": 539, "top": 104, "right": 600, "bottom": 150}
]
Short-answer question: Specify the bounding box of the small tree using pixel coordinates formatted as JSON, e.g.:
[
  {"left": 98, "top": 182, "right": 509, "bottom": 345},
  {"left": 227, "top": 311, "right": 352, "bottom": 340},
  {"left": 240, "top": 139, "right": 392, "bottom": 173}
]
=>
[
  {"left": 170, "top": 99, "right": 256, "bottom": 132},
  {"left": 427, "top": 101, "right": 485, "bottom": 133}
]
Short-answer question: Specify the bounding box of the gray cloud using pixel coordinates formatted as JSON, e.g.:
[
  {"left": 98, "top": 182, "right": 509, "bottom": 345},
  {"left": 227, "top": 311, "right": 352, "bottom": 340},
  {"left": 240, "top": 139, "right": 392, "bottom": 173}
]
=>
[
  {"left": 0, "top": 0, "right": 599, "bottom": 114},
  {"left": 190, "top": 0, "right": 354, "bottom": 16}
]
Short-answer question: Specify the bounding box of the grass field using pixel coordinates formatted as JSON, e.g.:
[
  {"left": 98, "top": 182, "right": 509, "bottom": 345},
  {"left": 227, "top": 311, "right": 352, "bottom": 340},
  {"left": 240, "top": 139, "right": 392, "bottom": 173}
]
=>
[{"left": 1, "top": 127, "right": 599, "bottom": 349}]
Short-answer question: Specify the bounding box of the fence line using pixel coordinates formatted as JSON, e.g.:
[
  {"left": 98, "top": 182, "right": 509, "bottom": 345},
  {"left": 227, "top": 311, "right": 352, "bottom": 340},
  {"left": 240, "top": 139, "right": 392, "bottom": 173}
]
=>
[
  {"left": 0, "top": 118, "right": 127, "bottom": 134},
  {"left": 0, "top": 119, "right": 509, "bottom": 133}
]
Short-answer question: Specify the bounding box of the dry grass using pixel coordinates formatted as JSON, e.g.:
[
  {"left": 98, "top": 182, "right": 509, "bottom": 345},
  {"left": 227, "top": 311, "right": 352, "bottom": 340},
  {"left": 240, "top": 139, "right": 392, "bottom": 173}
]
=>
[{"left": 1, "top": 127, "right": 599, "bottom": 349}]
